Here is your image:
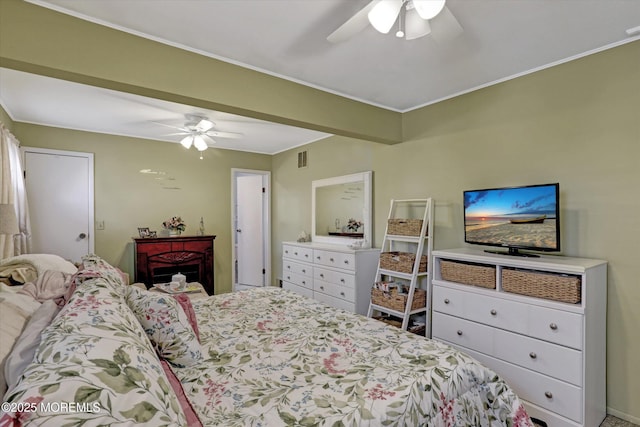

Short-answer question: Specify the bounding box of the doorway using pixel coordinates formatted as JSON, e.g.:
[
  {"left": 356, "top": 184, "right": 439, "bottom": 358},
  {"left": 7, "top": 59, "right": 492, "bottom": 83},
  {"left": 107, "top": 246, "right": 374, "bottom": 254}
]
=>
[
  {"left": 22, "top": 147, "right": 94, "bottom": 263},
  {"left": 231, "top": 169, "right": 270, "bottom": 291}
]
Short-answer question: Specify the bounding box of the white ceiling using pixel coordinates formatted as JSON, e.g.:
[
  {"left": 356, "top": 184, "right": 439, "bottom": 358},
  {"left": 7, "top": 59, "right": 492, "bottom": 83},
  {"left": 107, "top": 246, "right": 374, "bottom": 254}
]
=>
[{"left": 1, "top": 0, "right": 639, "bottom": 154}]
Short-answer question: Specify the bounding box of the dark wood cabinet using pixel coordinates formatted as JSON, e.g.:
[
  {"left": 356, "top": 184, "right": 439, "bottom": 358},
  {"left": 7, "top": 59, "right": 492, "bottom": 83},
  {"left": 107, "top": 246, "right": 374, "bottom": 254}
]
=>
[{"left": 133, "top": 235, "right": 216, "bottom": 295}]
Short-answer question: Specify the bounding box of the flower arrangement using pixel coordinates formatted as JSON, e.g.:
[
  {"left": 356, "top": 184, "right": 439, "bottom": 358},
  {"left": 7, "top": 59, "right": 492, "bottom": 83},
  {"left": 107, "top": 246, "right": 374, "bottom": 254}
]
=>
[
  {"left": 346, "top": 218, "right": 363, "bottom": 232},
  {"left": 162, "top": 216, "right": 186, "bottom": 232}
]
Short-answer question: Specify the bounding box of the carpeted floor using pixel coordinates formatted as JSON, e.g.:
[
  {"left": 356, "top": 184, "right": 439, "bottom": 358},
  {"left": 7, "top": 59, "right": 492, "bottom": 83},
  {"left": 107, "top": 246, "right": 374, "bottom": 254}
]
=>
[
  {"left": 600, "top": 415, "right": 639, "bottom": 427},
  {"left": 532, "top": 415, "right": 638, "bottom": 427}
]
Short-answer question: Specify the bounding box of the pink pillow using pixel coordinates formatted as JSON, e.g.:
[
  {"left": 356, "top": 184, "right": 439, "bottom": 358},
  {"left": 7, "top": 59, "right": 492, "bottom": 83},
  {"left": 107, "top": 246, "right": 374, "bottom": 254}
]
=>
[{"left": 171, "top": 294, "right": 200, "bottom": 341}]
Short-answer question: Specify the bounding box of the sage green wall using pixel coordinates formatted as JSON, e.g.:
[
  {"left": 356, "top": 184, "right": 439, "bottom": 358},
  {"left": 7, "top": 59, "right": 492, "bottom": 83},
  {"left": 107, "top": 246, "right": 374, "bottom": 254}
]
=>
[
  {"left": 12, "top": 123, "right": 272, "bottom": 294},
  {"left": 273, "top": 41, "right": 640, "bottom": 421},
  {"left": 0, "top": 0, "right": 401, "bottom": 144}
]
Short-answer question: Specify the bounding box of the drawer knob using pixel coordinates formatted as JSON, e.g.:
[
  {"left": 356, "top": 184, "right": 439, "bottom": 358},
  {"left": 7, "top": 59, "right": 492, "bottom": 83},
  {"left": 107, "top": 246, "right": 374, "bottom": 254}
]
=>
[
  {"left": 317, "top": 256, "right": 321, "bottom": 260},
  {"left": 285, "top": 250, "right": 289, "bottom": 254},
  {"left": 302, "top": 281, "right": 306, "bottom": 285},
  {"left": 330, "top": 257, "right": 335, "bottom": 262},
  {"left": 340, "top": 278, "right": 345, "bottom": 283},
  {"left": 529, "top": 352, "right": 537, "bottom": 359},
  {"left": 456, "top": 330, "right": 463, "bottom": 336},
  {"left": 340, "top": 292, "right": 345, "bottom": 297},
  {"left": 490, "top": 309, "right": 497, "bottom": 316},
  {"left": 294, "top": 252, "right": 298, "bottom": 256},
  {"left": 287, "top": 276, "right": 290, "bottom": 280},
  {"left": 320, "top": 286, "right": 324, "bottom": 290},
  {"left": 344, "top": 260, "right": 349, "bottom": 264},
  {"left": 287, "top": 265, "right": 290, "bottom": 269},
  {"left": 549, "top": 323, "right": 558, "bottom": 331},
  {"left": 302, "top": 269, "right": 306, "bottom": 273},
  {"left": 544, "top": 391, "right": 553, "bottom": 399},
  {"left": 444, "top": 298, "right": 450, "bottom": 304},
  {"left": 320, "top": 273, "right": 324, "bottom": 278},
  {"left": 305, "top": 254, "right": 309, "bottom": 258}
]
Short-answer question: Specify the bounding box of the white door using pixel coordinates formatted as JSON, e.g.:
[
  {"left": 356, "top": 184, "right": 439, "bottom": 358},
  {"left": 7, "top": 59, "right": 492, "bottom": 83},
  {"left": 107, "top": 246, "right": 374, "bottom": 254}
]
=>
[
  {"left": 232, "top": 170, "right": 270, "bottom": 291},
  {"left": 23, "top": 148, "right": 94, "bottom": 263}
]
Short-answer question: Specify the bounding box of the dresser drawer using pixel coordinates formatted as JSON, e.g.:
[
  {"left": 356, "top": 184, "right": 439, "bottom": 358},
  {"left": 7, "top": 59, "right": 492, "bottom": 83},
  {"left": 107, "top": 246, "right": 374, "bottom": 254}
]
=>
[
  {"left": 313, "top": 267, "right": 355, "bottom": 289},
  {"left": 493, "top": 328, "right": 582, "bottom": 386},
  {"left": 432, "top": 286, "right": 466, "bottom": 317},
  {"left": 432, "top": 312, "right": 494, "bottom": 355},
  {"left": 283, "top": 244, "right": 313, "bottom": 263},
  {"left": 314, "top": 279, "right": 355, "bottom": 302},
  {"left": 528, "top": 305, "right": 583, "bottom": 350},
  {"left": 465, "top": 291, "right": 528, "bottom": 333},
  {"left": 314, "top": 291, "right": 355, "bottom": 313},
  {"left": 433, "top": 286, "right": 528, "bottom": 334},
  {"left": 283, "top": 281, "right": 313, "bottom": 299},
  {"left": 282, "top": 271, "right": 312, "bottom": 290},
  {"left": 282, "top": 260, "right": 312, "bottom": 277},
  {"left": 313, "top": 249, "right": 355, "bottom": 271},
  {"left": 465, "top": 348, "right": 583, "bottom": 423}
]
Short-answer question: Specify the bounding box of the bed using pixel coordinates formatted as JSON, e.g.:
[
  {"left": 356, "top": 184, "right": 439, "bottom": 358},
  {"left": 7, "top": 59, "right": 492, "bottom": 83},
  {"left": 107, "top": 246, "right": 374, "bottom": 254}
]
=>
[{"left": 1, "top": 254, "right": 533, "bottom": 426}]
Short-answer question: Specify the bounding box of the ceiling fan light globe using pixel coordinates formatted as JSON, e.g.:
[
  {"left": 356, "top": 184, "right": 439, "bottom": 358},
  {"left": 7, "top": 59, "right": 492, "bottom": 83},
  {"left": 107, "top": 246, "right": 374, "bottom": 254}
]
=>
[
  {"left": 193, "top": 135, "right": 208, "bottom": 151},
  {"left": 413, "top": 0, "right": 446, "bottom": 20},
  {"left": 180, "top": 135, "right": 194, "bottom": 149},
  {"left": 368, "top": 0, "right": 403, "bottom": 34}
]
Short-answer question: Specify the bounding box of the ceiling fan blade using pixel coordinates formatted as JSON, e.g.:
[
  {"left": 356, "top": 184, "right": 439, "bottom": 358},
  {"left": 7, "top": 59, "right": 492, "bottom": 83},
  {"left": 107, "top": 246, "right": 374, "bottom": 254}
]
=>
[
  {"left": 152, "top": 121, "right": 190, "bottom": 132},
  {"left": 202, "top": 134, "right": 217, "bottom": 144},
  {"left": 405, "top": 8, "right": 431, "bottom": 40},
  {"left": 195, "top": 119, "right": 215, "bottom": 132},
  {"left": 327, "top": 0, "right": 378, "bottom": 43},
  {"left": 430, "top": 6, "right": 463, "bottom": 43},
  {"left": 205, "top": 130, "right": 243, "bottom": 139}
]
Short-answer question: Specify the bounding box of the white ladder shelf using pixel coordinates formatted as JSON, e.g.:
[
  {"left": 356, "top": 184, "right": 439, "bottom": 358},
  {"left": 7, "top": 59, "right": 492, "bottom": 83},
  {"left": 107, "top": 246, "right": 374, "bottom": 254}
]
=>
[{"left": 367, "top": 198, "right": 434, "bottom": 335}]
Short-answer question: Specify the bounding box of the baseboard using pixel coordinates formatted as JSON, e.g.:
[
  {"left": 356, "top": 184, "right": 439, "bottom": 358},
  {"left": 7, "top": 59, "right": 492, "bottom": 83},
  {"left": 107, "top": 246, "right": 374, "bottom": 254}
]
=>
[{"left": 607, "top": 407, "right": 640, "bottom": 425}]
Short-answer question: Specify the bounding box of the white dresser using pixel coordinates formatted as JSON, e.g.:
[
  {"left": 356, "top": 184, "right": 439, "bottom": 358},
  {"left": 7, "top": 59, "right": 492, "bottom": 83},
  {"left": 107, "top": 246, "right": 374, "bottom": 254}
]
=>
[
  {"left": 282, "top": 242, "right": 379, "bottom": 315},
  {"left": 431, "top": 248, "right": 607, "bottom": 427}
]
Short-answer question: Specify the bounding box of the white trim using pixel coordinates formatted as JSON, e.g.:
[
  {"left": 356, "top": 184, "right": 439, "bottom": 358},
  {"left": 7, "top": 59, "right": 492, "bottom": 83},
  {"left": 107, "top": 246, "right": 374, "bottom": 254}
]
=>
[
  {"left": 20, "top": 146, "right": 95, "bottom": 255},
  {"left": 231, "top": 168, "right": 271, "bottom": 290}
]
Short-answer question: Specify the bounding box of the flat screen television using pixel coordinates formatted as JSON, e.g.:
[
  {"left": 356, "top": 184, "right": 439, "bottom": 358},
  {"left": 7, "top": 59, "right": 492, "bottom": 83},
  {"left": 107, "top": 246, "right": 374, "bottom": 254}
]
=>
[{"left": 463, "top": 183, "right": 560, "bottom": 257}]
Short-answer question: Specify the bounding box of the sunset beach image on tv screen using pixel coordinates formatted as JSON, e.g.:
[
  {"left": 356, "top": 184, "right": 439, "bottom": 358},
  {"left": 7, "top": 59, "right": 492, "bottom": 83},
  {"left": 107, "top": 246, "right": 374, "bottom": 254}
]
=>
[{"left": 464, "top": 184, "right": 559, "bottom": 250}]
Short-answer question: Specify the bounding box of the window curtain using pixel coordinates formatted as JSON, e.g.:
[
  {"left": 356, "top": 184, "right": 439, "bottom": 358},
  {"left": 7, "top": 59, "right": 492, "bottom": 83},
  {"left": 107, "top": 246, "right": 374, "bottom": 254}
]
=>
[{"left": 0, "top": 123, "right": 31, "bottom": 258}]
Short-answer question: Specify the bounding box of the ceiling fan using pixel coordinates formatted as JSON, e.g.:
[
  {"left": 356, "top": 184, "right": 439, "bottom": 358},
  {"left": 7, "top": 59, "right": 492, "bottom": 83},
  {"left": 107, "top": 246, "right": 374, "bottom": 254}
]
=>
[
  {"left": 327, "top": 0, "right": 462, "bottom": 43},
  {"left": 154, "top": 114, "right": 243, "bottom": 153}
]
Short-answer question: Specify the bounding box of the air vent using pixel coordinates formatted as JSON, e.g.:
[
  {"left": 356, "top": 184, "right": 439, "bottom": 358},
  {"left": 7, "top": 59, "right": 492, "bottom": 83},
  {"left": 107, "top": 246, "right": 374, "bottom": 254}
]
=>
[{"left": 297, "top": 150, "right": 308, "bottom": 168}]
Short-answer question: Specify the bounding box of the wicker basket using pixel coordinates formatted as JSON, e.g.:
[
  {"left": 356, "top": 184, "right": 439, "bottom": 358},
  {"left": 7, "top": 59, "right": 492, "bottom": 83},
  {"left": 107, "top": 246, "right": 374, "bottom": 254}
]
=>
[
  {"left": 439, "top": 259, "right": 496, "bottom": 289},
  {"left": 502, "top": 268, "right": 581, "bottom": 304},
  {"left": 371, "top": 287, "right": 427, "bottom": 312},
  {"left": 380, "top": 252, "right": 427, "bottom": 273},
  {"left": 387, "top": 219, "right": 424, "bottom": 236}
]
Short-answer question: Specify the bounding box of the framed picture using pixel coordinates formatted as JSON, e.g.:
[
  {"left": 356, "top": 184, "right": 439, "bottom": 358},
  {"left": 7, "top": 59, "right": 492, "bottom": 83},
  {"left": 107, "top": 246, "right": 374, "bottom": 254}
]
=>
[
  {"left": 148, "top": 230, "right": 157, "bottom": 238},
  {"left": 138, "top": 227, "right": 150, "bottom": 238}
]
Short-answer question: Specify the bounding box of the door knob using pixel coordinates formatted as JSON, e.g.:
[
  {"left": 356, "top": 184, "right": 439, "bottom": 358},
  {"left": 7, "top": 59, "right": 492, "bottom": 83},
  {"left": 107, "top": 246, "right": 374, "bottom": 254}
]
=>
[
  {"left": 78, "top": 232, "right": 87, "bottom": 239},
  {"left": 236, "top": 229, "right": 242, "bottom": 233}
]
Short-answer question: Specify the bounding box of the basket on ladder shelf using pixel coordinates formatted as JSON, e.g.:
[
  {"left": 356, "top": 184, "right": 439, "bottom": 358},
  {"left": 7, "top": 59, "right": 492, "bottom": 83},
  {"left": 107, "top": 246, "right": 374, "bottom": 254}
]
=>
[
  {"left": 387, "top": 219, "right": 424, "bottom": 236},
  {"left": 371, "top": 285, "right": 426, "bottom": 312},
  {"left": 379, "top": 251, "right": 427, "bottom": 274}
]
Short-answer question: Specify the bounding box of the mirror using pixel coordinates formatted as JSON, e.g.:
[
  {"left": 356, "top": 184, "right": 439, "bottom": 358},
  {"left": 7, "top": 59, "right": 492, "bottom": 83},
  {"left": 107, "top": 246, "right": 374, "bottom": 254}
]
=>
[{"left": 312, "top": 171, "right": 372, "bottom": 246}]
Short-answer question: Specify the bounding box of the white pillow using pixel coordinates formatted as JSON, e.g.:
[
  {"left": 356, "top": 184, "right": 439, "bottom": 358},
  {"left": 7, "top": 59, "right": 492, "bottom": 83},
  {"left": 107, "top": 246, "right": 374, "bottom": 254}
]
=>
[{"left": 0, "top": 287, "right": 41, "bottom": 397}]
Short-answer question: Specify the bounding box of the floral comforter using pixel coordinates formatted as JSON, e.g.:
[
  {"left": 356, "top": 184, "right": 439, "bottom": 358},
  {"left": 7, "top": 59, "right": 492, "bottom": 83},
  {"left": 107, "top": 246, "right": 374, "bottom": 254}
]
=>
[{"left": 176, "top": 287, "right": 533, "bottom": 426}]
